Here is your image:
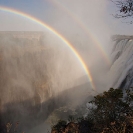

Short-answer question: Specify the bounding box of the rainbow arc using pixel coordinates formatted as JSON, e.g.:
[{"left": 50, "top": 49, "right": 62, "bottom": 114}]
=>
[{"left": 0, "top": 6, "right": 96, "bottom": 90}]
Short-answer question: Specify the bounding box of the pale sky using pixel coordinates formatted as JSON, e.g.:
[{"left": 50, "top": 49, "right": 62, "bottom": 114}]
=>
[{"left": 0, "top": 0, "right": 133, "bottom": 35}]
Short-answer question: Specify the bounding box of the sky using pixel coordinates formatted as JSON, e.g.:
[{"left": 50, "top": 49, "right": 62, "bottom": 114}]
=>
[{"left": 0, "top": 0, "right": 133, "bottom": 35}]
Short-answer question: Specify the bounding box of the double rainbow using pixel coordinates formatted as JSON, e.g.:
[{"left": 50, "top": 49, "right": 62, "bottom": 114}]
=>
[
  {"left": 0, "top": 6, "right": 96, "bottom": 90},
  {"left": 49, "top": 0, "right": 110, "bottom": 66}
]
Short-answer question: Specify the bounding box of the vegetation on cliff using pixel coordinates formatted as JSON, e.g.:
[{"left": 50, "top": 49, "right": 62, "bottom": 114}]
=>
[{"left": 51, "top": 88, "right": 133, "bottom": 133}]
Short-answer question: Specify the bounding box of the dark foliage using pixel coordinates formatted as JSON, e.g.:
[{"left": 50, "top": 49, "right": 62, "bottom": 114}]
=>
[
  {"left": 51, "top": 88, "right": 133, "bottom": 133},
  {"left": 52, "top": 120, "right": 67, "bottom": 133},
  {"left": 112, "top": 0, "right": 133, "bottom": 22}
]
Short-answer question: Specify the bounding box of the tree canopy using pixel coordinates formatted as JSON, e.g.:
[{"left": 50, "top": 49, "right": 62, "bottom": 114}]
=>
[
  {"left": 51, "top": 88, "right": 133, "bottom": 133},
  {"left": 112, "top": 0, "right": 133, "bottom": 19}
]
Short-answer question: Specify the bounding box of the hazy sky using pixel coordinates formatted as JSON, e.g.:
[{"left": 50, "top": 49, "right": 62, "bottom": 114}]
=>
[{"left": 0, "top": 0, "right": 133, "bottom": 35}]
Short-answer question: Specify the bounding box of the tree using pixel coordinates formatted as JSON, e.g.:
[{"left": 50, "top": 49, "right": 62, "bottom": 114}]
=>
[
  {"left": 52, "top": 120, "right": 67, "bottom": 133},
  {"left": 51, "top": 88, "right": 133, "bottom": 133},
  {"left": 112, "top": 0, "right": 133, "bottom": 19},
  {"left": 87, "top": 88, "right": 133, "bottom": 132}
]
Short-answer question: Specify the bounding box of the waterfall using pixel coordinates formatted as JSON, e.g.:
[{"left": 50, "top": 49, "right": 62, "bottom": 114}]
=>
[{"left": 109, "top": 35, "right": 133, "bottom": 89}]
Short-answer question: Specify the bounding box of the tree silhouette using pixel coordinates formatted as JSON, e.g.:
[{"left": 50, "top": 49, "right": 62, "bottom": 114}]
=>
[{"left": 112, "top": 0, "right": 133, "bottom": 21}]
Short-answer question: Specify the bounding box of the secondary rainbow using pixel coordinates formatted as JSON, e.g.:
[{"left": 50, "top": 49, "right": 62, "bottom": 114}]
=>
[
  {"left": 48, "top": 0, "right": 111, "bottom": 66},
  {"left": 0, "top": 6, "right": 96, "bottom": 90}
]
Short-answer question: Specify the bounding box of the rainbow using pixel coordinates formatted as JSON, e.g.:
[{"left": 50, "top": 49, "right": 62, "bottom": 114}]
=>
[
  {"left": 0, "top": 6, "right": 96, "bottom": 90},
  {"left": 48, "top": 0, "right": 110, "bottom": 66}
]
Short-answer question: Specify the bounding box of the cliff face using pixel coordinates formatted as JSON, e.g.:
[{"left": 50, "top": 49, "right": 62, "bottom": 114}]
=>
[
  {"left": 0, "top": 31, "right": 44, "bottom": 40},
  {"left": 0, "top": 31, "right": 90, "bottom": 132},
  {"left": 109, "top": 35, "right": 133, "bottom": 89}
]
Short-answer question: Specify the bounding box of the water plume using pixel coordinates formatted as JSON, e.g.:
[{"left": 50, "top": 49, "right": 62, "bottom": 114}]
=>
[{"left": 0, "top": 31, "right": 91, "bottom": 132}]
